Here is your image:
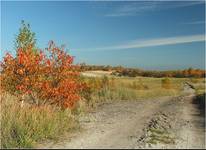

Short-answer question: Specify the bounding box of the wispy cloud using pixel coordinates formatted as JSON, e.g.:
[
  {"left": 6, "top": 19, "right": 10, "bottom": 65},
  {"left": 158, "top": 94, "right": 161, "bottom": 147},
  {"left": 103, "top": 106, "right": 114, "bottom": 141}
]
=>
[
  {"left": 105, "top": 1, "right": 157, "bottom": 17},
  {"left": 77, "top": 34, "right": 205, "bottom": 51},
  {"left": 105, "top": 2, "right": 157, "bottom": 17},
  {"left": 105, "top": 1, "right": 205, "bottom": 17}
]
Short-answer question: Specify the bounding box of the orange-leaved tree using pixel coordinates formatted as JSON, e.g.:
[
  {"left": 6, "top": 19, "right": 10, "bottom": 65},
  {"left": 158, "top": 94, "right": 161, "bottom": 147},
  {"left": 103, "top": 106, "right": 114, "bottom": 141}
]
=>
[{"left": 1, "top": 41, "right": 87, "bottom": 108}]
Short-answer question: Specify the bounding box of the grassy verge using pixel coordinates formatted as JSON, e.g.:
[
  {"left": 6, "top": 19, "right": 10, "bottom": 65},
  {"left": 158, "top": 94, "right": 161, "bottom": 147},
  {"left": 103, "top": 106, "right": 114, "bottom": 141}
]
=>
[
  {"left": 1, "top": 92, "right": 79, "bottom": 148},
  {"left": 191, "top": 80, "right": 205, "bottom": 95},
  {"left": 187, "top": 78, "right": 205, "bottom": 115}
]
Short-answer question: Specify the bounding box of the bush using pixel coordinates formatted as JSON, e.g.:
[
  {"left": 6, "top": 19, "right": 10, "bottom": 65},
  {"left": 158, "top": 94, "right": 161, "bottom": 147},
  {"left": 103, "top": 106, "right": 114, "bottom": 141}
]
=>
[
  {"left": 129, "top": 79, "right": 149, "bottom": 90},
  {"left": 80, "top": 76, "right": 114, "bottom": 107},
  {"left": 1, "top": 41, "right": 87, "bottom": 108},
  {"left": 161, "top": 78, "right": 172, "bottom": 89}
]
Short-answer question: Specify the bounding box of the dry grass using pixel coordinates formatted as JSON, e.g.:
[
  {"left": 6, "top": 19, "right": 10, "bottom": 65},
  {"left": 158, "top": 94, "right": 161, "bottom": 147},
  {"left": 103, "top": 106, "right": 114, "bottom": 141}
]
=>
[
  {"left": 83, "top": 76, "right": 189, "bottom": 107},
  {"left": 1, "top": 92, "right": 79, "bottom": 148},
  {"left": 191, "top": 78, "right": 205, "bottom": 95}
]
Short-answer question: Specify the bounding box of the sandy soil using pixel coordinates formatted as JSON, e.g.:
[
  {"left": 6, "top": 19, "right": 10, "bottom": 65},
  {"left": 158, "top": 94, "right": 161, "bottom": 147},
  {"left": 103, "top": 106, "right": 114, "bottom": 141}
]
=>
[
  {"left": 38, "top": 85, "right": 205, "bottom": 149},
  {"left": 81, "top": 70, "right": 113, "bottom": 77},
  {"left": 175, "top": 95, "right": 205, "bottom": 149}
]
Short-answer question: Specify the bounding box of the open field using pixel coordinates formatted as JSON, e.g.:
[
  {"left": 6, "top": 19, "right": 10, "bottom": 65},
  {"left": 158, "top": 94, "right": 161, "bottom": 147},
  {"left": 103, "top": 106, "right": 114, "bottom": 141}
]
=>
[{"left": 81, "top": 73, "right": 193, "bottom": 108}]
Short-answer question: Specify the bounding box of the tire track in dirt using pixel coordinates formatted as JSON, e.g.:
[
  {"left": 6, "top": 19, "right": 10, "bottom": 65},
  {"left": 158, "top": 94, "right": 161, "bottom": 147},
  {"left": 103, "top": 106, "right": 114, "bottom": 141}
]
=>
[{"left": 39, "top": 96, "right": 176, "bottom": 149}]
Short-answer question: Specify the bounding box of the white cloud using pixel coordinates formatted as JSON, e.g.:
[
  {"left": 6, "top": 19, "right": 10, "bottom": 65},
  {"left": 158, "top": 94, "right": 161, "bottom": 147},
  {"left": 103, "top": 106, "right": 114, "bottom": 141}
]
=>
[
  {"left": 76, "top": 34, "right": 205, "bottom": 51},
  {"left": 105, "top": 1, "right": 205, "bottom": 17},
  {"left": 105, "top": 1, "right": 156, "bottom": 17}
]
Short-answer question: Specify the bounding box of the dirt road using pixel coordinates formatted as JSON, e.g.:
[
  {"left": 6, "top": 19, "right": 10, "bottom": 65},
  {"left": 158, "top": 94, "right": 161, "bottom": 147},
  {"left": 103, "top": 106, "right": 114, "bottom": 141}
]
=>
[{"left": 39, "top": 85, "right": 205, "bottom": 149}]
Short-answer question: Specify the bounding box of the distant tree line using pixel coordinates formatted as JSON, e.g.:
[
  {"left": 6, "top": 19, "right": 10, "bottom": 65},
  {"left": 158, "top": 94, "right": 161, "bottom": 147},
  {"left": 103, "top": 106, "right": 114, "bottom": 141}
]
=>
[{"left": 79, "top": 63, "right": 205, "bottom": 78}]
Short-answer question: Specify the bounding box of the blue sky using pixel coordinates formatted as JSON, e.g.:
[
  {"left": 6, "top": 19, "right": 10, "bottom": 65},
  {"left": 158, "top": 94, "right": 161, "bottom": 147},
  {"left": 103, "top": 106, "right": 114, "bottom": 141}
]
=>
[{"left": 1, "top": 1, "right": 205, "bottom": 70}]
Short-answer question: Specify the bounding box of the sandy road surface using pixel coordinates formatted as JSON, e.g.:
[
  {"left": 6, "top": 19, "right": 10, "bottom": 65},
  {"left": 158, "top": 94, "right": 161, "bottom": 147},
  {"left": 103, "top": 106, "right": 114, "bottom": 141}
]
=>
[{"left": 39, "top": 85, "right": 205, "bottom": 149}]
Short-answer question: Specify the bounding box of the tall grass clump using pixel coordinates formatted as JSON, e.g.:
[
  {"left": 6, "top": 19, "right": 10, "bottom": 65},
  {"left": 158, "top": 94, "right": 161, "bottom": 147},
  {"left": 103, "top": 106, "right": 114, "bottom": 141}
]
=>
[
  {"left": 129, "top": 79, "right": 149, "bottom": 90},
  {"left": 1, "top": 92, "right": 79, "bottom": 148},
  {"left": 161, "top": 78, "right": 172, "bottom": 89}
]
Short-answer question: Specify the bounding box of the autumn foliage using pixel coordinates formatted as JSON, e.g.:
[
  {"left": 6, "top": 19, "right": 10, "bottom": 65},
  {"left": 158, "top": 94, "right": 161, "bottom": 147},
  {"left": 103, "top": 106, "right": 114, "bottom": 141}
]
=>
[{"left": 1, "top": 41, "right": 86, "bottom": 108}]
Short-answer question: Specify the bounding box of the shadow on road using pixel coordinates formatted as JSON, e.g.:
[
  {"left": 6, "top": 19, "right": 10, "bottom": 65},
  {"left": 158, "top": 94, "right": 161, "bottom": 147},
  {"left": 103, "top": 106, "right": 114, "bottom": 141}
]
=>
[
  {"left": 192, "top": 93, "right": 205, "bottom": 130},
  {"left": 193, "top": 93, "right": 205, "bottom": 117}
]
